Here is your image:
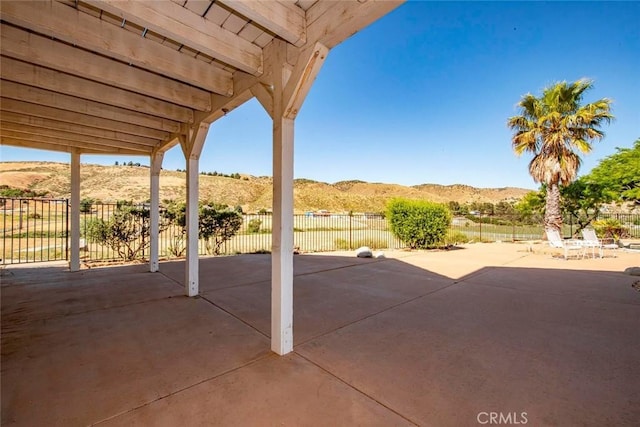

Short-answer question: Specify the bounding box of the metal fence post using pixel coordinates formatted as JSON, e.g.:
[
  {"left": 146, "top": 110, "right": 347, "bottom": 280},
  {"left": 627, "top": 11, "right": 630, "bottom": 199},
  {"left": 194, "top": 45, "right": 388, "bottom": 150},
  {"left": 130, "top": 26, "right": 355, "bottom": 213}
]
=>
[
  {"left": 349, "top": 213, "right": 353, "bottom": 250},
  {"left": 65, "top": 198, "right": 69, "bottom": 261}
]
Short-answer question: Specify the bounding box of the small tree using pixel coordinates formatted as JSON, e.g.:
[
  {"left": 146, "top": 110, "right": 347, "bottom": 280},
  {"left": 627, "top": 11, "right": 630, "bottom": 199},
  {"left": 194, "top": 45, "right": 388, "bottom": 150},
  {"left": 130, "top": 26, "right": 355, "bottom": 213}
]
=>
[
  {"left": 85, "top": 204, "right": 152, "bottom": 261},
  {"left": 560, "top": 178, "right": 611, "bottom": 235},
  {"left": 386, "top": 198, "right": 452, "bottom": 249},
  {"left": 586, "top": 138, "right": 640, "bottom": 204},
  {"left": 162, "top": 200, "right": 187, "bottom": 257},
  {"left": 199, "top": 204, "right": 243, "bottom": 255}
]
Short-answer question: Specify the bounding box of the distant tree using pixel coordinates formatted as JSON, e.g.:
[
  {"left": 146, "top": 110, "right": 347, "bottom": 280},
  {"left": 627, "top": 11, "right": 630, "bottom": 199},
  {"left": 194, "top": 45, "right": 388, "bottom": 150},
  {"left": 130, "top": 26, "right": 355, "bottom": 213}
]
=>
[
  {"left": 0, "top": 186, "right": 47, "bottom": 198},
  {"left": 515, "top": 190, "right": 546, "bottom": 224},
  {"left": 448, "top": 201, "right": 460, "bottom": 213},
  {"left": 480, "top": 202, "right": 495, "bottom": 216},
  {"left": 507, "top": 79, "right": 613, "bottom": 232},
  {"left": 79, "top": 198, "right": 94, "bottom": 214},
  {"left": 495, "top": 201, "right": 515, "bottom": 217}
]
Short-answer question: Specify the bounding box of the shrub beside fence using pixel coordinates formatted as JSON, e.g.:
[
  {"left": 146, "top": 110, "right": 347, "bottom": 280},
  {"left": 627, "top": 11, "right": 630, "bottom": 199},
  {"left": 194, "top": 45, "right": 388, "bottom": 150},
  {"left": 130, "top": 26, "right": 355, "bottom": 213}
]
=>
[{"left": 1, "top": 197, "right": 638, "bottom": 264}]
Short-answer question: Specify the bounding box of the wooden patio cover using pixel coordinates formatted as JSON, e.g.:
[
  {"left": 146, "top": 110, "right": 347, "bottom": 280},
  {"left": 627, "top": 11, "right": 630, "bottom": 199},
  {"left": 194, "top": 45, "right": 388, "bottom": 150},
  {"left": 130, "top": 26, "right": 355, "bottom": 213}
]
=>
[{"left": 0, "top": 0, "right": 404, "bottom": 354}]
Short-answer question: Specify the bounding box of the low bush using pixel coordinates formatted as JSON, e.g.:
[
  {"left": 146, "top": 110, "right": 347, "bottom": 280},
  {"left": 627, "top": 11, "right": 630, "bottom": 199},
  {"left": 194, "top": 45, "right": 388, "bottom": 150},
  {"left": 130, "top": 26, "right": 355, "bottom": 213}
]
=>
[
  {"left": 334, "top": 238, "right": 388, "bottom": 250},
  {"left": 247, "top": 219, "right": 262, "bottom": 233},
  {"left": 444, "top": 231, "right": 469, "bottom": 245},
  {"left": 386, "top": 199, "right": 452, "bottom": 249},
  {"left": 591, "top": 218, "right": 628, "bottom": 240}
]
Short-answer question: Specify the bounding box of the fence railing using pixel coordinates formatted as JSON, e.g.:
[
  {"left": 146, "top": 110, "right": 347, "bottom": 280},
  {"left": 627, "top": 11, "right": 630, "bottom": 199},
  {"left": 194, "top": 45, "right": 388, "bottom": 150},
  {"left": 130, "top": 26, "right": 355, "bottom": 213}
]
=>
[
  {"left": 1, "top": 198, "right": 69, "bottom": 264},
  {"left": 1, "top": 197, "right": 638, "bottom": 265}
]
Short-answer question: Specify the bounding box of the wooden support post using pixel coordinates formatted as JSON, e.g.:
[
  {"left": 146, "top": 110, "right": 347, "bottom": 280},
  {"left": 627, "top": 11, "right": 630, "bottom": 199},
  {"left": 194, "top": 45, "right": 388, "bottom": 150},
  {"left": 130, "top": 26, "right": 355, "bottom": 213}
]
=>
[
  {"left": 180, "top": 123, "right": 210, "bottom": 297},
  {"left": 149, "top": 151, "right": 164, "bottom": 273},
  {"left": 69, "top": 150, "right": 81, "bottom": 271},
  {"left": 271, "top": 114, "right": 295, "bottom": 355},
  {"left": 263, "top": 40, "right": 328, "bottom": 355}
]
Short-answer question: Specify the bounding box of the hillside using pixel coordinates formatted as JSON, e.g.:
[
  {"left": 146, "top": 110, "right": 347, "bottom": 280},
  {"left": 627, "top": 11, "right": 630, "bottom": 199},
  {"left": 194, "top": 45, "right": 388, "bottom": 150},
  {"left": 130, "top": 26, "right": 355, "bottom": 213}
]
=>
[{"left": 0, "top": 162, "right": 531, "bottom": 213}]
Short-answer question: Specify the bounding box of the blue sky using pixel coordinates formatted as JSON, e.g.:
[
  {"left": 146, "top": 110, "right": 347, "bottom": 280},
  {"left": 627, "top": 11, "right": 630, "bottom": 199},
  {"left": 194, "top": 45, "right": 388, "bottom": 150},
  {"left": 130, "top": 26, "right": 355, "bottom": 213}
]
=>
[{"left": 1, "top": 1, "right": 638, "bottom": 190}]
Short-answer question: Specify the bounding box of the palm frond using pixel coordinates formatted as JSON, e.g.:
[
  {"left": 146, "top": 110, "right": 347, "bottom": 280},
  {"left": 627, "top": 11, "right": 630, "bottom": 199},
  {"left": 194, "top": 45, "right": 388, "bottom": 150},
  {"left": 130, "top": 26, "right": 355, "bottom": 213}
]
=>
[{"left": 508, "top": 78, "right": 613, "bottom": 188}]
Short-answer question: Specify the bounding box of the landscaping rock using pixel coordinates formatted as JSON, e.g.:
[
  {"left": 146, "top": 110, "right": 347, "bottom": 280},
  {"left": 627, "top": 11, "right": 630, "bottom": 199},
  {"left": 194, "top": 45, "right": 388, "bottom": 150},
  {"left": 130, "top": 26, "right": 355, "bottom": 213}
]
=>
[
  {"left": 624, "top": 267, "right": 640, "bottom": 276},
  {"left": 355, "top": 246, "right": 373, "bottom": 258},
  {"left": 374, "top": 251, "right": 385, "bottom": 259}
]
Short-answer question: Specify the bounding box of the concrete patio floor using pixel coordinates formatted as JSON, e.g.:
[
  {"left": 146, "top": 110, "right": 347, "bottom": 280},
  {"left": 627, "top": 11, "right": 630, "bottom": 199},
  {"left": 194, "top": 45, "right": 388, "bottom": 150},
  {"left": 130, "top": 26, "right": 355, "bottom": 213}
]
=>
[{"left": 2, "top": 243, "right": 639, "bottom": 426}]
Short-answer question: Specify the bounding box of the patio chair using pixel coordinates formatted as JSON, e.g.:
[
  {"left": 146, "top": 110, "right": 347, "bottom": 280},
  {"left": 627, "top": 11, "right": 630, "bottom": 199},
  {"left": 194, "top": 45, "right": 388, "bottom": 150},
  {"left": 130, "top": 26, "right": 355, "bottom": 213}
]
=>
[
  {"left": 545, "top": 229, "right": 584, "bottom": 260},
  {"left": 581, "top": 228, "right": 619, "bottom": 258}
]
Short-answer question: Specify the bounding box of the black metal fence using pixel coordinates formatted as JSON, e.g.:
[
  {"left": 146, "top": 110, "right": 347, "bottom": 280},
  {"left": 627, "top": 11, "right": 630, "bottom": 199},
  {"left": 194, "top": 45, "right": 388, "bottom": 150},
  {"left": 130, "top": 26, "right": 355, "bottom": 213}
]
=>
[
  {"left": 1, "top": 198, "right": 69, "bottom": 264},
  {"left": 2, "top": 197, "right": 638, "bottom": 265}
]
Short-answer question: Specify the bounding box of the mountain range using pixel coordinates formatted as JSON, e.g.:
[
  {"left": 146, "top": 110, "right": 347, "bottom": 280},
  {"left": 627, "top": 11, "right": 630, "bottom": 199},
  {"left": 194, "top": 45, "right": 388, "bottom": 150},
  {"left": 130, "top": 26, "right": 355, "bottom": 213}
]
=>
[{"left": 0, "top": 161, "right": 532, "bottom": 213}]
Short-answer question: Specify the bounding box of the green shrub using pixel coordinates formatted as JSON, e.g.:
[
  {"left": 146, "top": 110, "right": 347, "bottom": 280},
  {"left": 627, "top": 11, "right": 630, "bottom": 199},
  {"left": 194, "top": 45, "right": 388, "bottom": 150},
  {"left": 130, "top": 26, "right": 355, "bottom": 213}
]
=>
[
  {"left": 386, "top": 198, "right": 452, "bottom": 249},
  {"left": 591, "top": 218, "right": 628, "bottom": 240},
  {"left": 247, "top": 219, "right": 262, "bottom": 233},
  {"left": 199, "top": 205, "right": 243, "bottom": 255}
]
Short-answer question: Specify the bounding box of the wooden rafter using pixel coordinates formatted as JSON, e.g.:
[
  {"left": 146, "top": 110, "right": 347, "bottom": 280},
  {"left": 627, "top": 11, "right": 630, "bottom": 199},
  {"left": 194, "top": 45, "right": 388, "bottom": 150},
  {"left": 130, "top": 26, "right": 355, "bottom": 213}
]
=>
[
  {"left": 0, "top": 0, "right": 405, "bottom": 158},
  {"left": 218, "top": 0, "right": 306, "bottom": 47},
  {"left": 1, "top": 24, "right": 212, "bottom": 111},
  {"left": 1, "top": 57, "right": 194, "bottom": 123},
  {"left": 0, "top": 112, "right": 160, "bottom": 146},
  {"left": 84, "top": 0, "right": 264, "bottom": 75},
  {"left": 0, "top": 81, "right": 181, "bottom": 133},
  {"left": 0, "top": 99, "right": 169, "bottom": 140},
  {"left": 0, "top": 0, "right": 233, "bottom": 95}
]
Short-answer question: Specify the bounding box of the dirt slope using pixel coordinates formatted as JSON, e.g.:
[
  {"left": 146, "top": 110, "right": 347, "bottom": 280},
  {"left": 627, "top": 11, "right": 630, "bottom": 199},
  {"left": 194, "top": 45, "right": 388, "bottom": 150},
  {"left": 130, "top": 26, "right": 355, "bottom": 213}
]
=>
[{"left": 0, "top": 162, "right": 531, "bottom": 212}]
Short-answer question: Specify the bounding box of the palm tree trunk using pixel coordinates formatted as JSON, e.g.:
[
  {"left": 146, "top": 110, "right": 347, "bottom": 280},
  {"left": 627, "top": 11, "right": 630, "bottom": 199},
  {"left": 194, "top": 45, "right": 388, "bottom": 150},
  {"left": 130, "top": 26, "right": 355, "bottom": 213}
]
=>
[{"left": 544, "top": 183, "right": 563, "bottom": 232}]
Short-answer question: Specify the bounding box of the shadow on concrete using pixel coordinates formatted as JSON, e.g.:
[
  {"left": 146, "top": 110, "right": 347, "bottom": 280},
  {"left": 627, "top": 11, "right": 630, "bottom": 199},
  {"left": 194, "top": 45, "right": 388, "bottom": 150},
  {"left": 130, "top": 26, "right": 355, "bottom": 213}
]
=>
[{"left": 2, "top": 253, "right": 639, "bottom": 426}]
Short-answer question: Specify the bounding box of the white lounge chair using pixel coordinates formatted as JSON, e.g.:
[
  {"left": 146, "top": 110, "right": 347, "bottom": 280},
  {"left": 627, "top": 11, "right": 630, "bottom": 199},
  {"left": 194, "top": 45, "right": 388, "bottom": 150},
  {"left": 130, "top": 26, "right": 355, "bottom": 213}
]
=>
[
  {"left": 546, "top": 229, "right": 584, "bottom": 260},
  {"left": 581, "top": 228, "right": 619, "bottom": 258}
]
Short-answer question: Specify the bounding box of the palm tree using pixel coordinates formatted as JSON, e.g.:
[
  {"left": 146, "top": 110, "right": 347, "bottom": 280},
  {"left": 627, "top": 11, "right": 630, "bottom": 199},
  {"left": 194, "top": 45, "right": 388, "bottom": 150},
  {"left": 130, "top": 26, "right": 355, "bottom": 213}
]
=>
[{"left": 507, "top": 79, "right": 613, "bottom": 233}]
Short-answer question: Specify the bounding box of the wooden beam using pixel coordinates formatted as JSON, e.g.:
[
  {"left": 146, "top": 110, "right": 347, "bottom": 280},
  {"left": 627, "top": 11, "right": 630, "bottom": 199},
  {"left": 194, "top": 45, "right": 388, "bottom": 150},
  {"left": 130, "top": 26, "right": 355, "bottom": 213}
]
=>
[
  {"left": 1, "top": 57, "right": 194, "bottom": 123},
  {"left": 217, "top": 0, "right": 306, "bottom": 47},
  {"left": 306, "top": 0, "right": 404, "bottom": 49},
  {"left": 251, "top": 83, "right": 274, "bottom": 119},
  {"left": 0, "top": 98, "right": 170, "bottom": 140},
  {"left": 0, "top": 134, "right": 146, "bottom": 155},
  {"left": 0, "top": 111, "right": 159, "bottom": 146},
  {"left": 0, "top": 81, "right": 181, "bottom": 133},
  {"left": 0, "top": 24, "right": 211, "bottom": 111},
  {"left": 0, "top": 0, "right": 233, "bottom": 94},
  {"left": 85, "top": 0, "right": 263, "bottom": 75},
  {"left": 0, "top": 124, "right": 154, "bottom": 154},
  {"left": 282, "top": 42, "right": 328, "bottom": 119},
  {"left": 194, "top": 71, "right": 259, "bottom": 124}
]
